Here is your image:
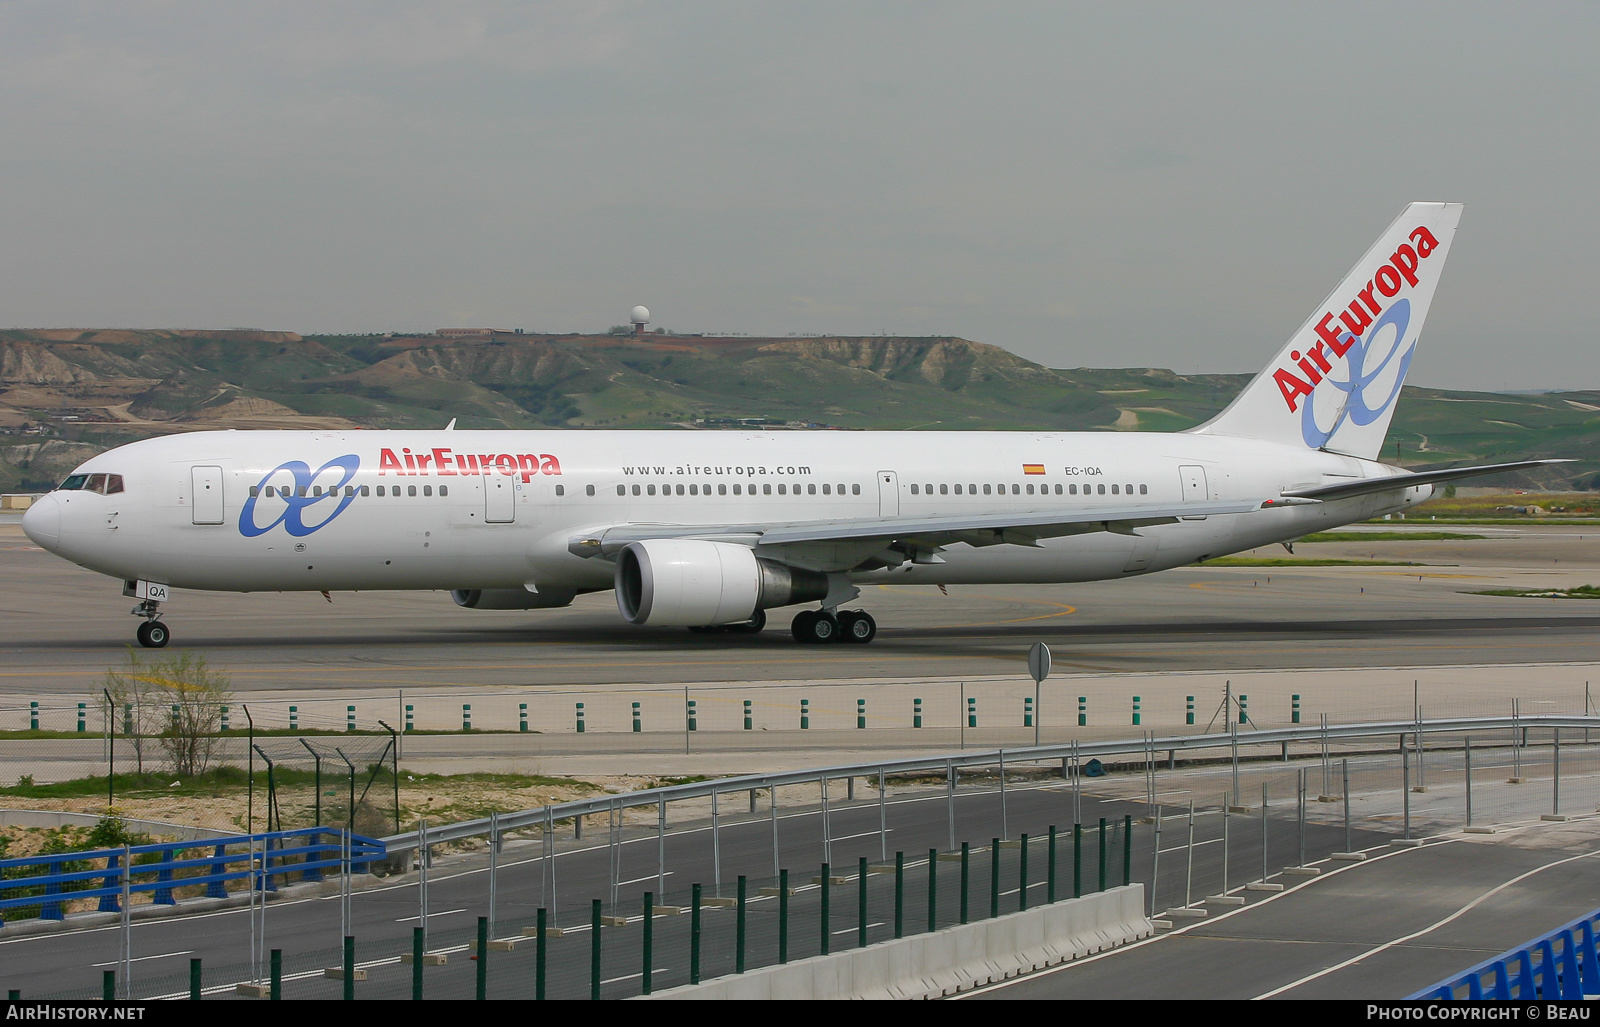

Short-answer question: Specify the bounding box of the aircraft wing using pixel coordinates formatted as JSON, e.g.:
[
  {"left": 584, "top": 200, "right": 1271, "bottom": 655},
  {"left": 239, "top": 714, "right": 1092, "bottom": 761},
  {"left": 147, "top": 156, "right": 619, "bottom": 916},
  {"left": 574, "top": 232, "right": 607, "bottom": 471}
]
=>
[
  {"left": 568, "top": 497, "right": 1290, "bottom": 560},
  {"left": 1281, "top": 459, "right": 1570, "bottom": 502}
]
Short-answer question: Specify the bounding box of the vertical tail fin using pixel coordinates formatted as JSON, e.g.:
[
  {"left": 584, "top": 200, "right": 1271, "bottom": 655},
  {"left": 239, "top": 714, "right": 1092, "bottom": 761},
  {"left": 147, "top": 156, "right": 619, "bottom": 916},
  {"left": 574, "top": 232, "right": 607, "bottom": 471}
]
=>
[{"left": 1194, "top": 201, "right": 1464, "bottom": 460}]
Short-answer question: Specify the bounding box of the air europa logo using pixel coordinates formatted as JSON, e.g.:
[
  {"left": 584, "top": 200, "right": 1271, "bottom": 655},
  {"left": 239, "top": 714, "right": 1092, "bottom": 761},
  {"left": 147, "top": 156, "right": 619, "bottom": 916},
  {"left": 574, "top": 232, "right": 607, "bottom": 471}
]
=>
[
  {"left": 379, "top": 447, "right": 560, "bottom": 483},
  {"left": 240, "top": 455, "right": 360, "bottom": 537},
  {"left": 1273, "top": 225, "right": 1441, "bottom": 423}
]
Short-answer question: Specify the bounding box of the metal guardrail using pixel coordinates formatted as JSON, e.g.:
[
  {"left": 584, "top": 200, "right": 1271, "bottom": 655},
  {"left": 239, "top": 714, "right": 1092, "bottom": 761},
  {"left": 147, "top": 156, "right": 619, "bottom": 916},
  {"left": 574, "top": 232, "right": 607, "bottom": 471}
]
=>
[
  {"left": 381, "top": 713, "right": 1600, "bottom": 856},
  {"left": 0, "top": 827, "right": 385, "bottom": 925},
  {"left": 1412, "top": 906, "right": 1600, "bottom": 999}
]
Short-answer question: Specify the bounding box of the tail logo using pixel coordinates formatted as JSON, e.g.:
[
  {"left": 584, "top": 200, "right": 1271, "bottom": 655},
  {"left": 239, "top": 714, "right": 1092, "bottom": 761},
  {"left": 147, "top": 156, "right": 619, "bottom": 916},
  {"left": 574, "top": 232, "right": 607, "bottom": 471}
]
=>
[
  {"left": 1272, "top": 224, "right": 1439, "bottom": 418},
  {"left": 1299, "top": 299, "right": 1414, "bottom": 449}
]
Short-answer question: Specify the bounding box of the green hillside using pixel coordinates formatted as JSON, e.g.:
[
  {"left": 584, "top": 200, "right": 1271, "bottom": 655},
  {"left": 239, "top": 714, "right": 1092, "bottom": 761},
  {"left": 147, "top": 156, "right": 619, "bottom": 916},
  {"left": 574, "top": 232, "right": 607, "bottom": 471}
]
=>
[{"left": 0, "top": 328, "right": 1593, "bottom": 493}]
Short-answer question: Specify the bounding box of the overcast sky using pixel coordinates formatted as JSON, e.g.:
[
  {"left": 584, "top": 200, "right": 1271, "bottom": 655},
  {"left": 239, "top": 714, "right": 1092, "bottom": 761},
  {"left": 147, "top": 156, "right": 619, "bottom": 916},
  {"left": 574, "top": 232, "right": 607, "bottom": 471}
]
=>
[{"left": 1, "top": 1, "right": 1594, "bottom": 390}]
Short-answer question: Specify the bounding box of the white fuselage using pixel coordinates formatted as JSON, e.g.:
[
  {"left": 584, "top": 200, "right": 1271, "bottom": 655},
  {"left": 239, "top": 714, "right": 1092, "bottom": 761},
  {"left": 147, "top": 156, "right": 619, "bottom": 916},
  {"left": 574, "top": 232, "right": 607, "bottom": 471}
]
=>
[{"left": 22, "top": 428, "right": 1428, "bottom": 598}]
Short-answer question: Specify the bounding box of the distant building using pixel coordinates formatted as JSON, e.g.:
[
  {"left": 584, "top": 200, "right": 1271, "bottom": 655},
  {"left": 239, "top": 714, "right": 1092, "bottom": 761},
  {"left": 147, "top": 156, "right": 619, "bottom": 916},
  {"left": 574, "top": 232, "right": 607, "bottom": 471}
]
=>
[{"left": 436, "top": 328, "right": 521, "bottom": 338}]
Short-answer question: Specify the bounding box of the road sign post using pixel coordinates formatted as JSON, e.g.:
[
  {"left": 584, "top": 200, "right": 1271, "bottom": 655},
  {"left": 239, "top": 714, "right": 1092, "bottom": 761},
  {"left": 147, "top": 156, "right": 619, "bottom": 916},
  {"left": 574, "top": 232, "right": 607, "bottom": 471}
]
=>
[{"left": 1028, "top": 643, "right": 1051, "bottom": 747}]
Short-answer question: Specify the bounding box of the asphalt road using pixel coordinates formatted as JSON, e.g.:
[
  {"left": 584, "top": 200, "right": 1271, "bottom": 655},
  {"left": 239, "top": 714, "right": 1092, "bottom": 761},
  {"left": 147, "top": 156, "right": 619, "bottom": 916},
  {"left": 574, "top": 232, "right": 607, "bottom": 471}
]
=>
[
  {"left": 966, "top": 817, "right": 1600, "bottom": 1001},
  {"left": 0, "top": 774, "right": 1383, "bottom": 1000}
]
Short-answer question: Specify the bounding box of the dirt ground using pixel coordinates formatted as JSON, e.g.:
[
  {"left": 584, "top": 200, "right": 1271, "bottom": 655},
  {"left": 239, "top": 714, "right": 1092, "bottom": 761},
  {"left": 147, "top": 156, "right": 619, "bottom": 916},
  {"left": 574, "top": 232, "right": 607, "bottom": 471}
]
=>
[{"left": 0, "top": 772, "right": 691, "bottom": 847}]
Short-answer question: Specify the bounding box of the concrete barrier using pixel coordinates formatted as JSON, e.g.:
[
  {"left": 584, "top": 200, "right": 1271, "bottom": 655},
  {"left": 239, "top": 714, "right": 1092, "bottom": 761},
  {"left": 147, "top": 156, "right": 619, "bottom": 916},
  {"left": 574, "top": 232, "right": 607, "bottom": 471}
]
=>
[{"left": 641, "top": 883, "right": 1149, "bottom": 1000}]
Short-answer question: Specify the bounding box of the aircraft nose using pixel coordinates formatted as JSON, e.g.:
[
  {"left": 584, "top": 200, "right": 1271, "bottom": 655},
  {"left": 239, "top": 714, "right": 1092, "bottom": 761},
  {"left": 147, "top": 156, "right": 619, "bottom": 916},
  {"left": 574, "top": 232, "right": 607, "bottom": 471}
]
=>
[{"left": 21, "top": 494, "right": 60, "bottom": 550}]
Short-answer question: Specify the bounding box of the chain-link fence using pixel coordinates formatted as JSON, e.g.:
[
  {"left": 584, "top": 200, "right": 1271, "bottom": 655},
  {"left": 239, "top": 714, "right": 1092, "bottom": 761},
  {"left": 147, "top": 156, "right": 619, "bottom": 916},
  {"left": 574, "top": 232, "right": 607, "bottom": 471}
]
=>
[{"left": 11, "top": 717, "right": 1600, "bottom": 999}]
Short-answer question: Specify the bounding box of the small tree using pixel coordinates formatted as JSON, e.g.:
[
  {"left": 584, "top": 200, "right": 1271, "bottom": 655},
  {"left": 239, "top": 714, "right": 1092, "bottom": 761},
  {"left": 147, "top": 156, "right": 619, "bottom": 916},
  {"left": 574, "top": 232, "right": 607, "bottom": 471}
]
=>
[
  {"left": 104, "top": 650, "right": 232, "bottom": 777},
  {"left": 104, "top": 654, "right": 162, "bottom": 773}
]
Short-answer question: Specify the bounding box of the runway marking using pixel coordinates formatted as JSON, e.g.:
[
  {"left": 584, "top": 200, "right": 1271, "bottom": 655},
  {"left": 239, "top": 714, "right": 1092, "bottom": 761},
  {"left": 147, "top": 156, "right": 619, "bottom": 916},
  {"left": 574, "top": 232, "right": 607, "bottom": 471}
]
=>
[
  {"left": 616, "top": 872, "right": 674, "bottom": 886},
  {"left": 831, "top": 829, "right": 892, "bottom": 842},
  {"left": 994, "top": 603, "right": 1078, "bottom": 624},
  {"left": 1252, "top": 842, "right": 1600, "bottom": 999}
]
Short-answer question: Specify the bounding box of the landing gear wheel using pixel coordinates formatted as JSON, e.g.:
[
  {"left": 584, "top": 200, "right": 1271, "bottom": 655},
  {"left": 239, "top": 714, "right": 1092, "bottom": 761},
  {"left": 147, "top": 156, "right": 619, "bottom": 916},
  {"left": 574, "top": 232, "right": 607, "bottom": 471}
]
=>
[
  {"left": 136, "top": 620, "right": 170, "bottom": 649},
  {"left": 792, "top": 610, "right": 839, "bottom": 644},
  {"left": 728, "top": 609, "right": 767, "bottom": 634},
  {"left": 838, "top": 610, "right": 877, "bottom": 644}
]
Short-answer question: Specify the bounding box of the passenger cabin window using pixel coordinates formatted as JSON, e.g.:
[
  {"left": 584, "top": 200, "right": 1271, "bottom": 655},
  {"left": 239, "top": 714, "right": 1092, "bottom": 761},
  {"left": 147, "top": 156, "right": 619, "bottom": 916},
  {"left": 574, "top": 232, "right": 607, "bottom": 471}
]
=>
[
  {"left": 440, "top": 486, "right": 448, "bottom": 496},
  {"left": 408, "top": 485, "right": 417, "bottom": 497},
  {"left": 586, "top": 485, "right": 596, "bottom": 497},
  {"left": 555, "top": 485, "right": 564, "bottom": 496},
  {"left": 424, "top": 485, "right": 433, "bottom": 497},
  {"left": 851, "top": 484, "right": 860, "bottom": 495},
  {"left": 911, "top": 484, "right": 919, "bottom": 495},
  {"left": 1140, "top": 484, "right": 1148, "bottom": 495},
  {"left": 1097, "top": 484, "right": 1106, "bottom": 495}
]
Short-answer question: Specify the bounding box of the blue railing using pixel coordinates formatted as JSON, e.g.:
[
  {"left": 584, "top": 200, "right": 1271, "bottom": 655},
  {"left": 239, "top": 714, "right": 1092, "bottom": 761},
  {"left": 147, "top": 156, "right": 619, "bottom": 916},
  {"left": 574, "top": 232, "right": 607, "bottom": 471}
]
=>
[
  {"left": 0, "top": 827, "right": 384, "bottom": 926},
  {"left": 1411, "top": 908, "right": 1600, "bottom": 1000}
]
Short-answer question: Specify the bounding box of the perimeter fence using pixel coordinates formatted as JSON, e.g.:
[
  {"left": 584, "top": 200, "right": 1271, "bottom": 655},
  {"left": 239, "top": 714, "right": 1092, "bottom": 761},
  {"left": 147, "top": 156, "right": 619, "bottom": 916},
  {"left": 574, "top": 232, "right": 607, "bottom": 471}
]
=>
[
  {"left": 2, "top": 677, "right": 1596, "bottom": 780},
  {"left": 9, "top": 714, "right": 1600, "bottom": 999}
]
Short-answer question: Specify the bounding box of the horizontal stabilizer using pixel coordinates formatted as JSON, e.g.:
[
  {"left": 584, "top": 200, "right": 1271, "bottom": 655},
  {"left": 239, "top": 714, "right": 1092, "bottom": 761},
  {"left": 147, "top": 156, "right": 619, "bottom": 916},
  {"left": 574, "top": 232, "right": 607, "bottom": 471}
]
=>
[{"left": 1281, "top": 459, "right": 1571, "bottom": 502}]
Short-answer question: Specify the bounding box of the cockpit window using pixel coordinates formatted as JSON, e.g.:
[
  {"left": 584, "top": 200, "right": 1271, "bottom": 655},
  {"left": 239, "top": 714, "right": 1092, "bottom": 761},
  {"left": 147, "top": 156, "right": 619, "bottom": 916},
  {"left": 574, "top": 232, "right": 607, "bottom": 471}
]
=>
[{"left": 55, "top": 473, "right": 125, "bottom": 494}]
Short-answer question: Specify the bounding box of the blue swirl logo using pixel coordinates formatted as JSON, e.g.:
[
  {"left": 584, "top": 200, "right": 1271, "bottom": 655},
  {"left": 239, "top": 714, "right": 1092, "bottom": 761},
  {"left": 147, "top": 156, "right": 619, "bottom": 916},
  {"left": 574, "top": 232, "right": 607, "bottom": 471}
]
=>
[
  {"left": 239, "top": 455, "right": 361, "bottom": 537},
  {"left": 1302, "top": 298, "right": 1414, "bottom": 449}
]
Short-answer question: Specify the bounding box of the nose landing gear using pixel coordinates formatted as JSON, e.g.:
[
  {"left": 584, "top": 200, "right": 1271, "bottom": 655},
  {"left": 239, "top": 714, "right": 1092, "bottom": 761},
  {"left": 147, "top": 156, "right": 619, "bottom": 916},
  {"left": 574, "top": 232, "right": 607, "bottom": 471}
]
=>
[{"left": 131, "top": 600, "right": 170, "bottom": 648}]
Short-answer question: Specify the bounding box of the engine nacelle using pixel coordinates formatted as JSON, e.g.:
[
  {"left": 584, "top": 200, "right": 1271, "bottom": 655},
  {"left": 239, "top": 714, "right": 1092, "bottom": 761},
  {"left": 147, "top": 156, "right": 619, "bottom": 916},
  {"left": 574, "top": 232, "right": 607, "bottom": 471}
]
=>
[
  {"left": 451, "top": 587, "right": 577, "bottom": 610},
  {"left": 614, "top": 539, "right": 828, "bottom": 626}
]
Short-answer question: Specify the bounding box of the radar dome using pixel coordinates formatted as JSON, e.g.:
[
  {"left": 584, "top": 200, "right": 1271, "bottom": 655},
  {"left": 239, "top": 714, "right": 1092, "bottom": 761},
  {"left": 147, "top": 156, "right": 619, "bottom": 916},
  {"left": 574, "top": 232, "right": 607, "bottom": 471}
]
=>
[{"left": 630, "top": 305, "right": 650, "bottom": 324}]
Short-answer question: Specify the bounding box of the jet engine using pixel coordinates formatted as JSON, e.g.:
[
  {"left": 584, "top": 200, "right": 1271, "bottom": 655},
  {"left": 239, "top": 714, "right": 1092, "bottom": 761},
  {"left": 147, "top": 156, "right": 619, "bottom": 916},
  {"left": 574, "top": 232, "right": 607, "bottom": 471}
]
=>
[
  {"left": 614, "top": 539, "right": 828, "bottom": 626},
  {"left": 451, "top": 587, "right": 577, "bottom": 610}
]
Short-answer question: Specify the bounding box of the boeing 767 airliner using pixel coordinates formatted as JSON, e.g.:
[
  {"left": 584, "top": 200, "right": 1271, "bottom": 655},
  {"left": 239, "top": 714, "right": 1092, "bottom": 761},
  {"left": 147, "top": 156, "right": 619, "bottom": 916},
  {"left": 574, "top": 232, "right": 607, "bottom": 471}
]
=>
[{"left": 21, "top": 202, "right": 1559, "bottom": 647}]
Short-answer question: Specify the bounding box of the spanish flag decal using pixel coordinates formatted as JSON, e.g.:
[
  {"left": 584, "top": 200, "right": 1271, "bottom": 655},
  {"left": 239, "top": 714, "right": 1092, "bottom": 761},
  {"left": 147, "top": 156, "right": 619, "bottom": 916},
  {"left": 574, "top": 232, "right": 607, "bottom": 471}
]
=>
[{"left": 1023, "top": 464, "right": 1046, "bottom": 475}]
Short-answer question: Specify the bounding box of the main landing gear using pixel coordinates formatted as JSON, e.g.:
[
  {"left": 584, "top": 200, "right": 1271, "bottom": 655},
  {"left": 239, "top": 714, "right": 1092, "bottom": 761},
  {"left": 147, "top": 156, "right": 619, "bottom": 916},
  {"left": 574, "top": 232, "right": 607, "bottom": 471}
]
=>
[
  {"left": 791, "top": 609, "right": 877, "bottom": 645},
  {"left": 132, "top": 600, "right": 170, "bottom": 649}
]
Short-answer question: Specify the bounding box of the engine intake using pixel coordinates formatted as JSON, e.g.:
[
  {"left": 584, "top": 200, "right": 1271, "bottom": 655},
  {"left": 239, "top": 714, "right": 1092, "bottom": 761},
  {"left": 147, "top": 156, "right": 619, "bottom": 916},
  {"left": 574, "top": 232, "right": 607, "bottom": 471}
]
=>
[{"left": 614, "top": 539, "right": 827, "bottom": 626}]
